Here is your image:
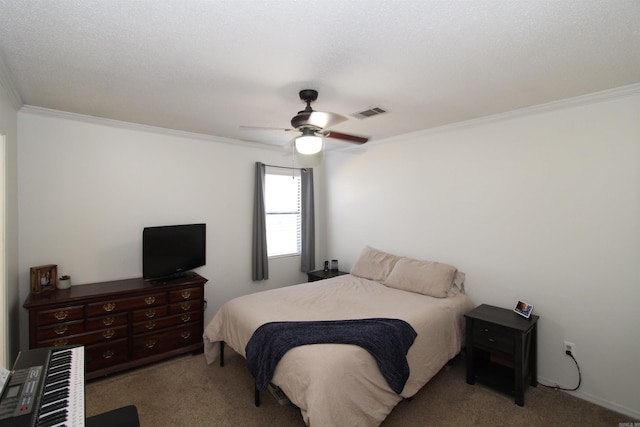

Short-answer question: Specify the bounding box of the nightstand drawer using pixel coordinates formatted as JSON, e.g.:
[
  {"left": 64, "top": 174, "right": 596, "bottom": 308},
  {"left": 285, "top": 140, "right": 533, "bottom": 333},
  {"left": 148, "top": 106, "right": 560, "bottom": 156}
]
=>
[{"left": 472, "top": 320, "right": 514, "bottom": 354}]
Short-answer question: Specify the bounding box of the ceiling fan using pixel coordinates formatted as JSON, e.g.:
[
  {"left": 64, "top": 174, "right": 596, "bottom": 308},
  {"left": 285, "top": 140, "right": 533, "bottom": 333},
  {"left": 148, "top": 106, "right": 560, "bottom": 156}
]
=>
[{"left": 243, "top": 89, "right": 369, "bottom": 155}]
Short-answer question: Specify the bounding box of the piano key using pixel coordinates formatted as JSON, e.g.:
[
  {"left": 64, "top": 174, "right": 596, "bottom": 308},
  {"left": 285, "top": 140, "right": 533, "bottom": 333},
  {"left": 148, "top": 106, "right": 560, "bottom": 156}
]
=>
[
  {"left": 38, "top": 407, "right": 67, "bottom": 425},
  {"left": 40, "top": 399, "right": 68, "bottom": 414},
  {"left": 41, "top": 390, "right": 69, "bottom": 405}
]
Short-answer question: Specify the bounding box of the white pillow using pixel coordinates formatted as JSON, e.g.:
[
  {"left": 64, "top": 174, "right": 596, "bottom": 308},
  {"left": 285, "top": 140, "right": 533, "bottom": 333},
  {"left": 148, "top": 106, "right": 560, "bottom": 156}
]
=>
[
  {"left": 383, "top": 257, "right": 457, "bottom": 298},
  {"left": 350, "top": 246, "right": 402, "bottom": 282}
]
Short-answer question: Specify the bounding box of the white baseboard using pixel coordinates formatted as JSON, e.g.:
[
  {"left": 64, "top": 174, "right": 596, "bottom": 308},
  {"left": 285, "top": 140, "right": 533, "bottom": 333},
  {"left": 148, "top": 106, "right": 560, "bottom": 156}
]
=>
[{"left": 538, "top": 375, "right": 639, "bottom": 420}]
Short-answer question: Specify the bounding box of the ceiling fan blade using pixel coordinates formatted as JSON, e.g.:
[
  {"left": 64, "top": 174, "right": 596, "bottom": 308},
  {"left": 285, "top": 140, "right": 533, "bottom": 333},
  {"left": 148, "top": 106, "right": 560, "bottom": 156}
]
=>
[
  {"left": 239, "top": 125, "right": 296, "bottom": 132},
  {"left": 291, "top": 111, "right": 347, "bottom": 130},
  {"left": 321, "top": 130, "right": 368, "bottom": 144}
]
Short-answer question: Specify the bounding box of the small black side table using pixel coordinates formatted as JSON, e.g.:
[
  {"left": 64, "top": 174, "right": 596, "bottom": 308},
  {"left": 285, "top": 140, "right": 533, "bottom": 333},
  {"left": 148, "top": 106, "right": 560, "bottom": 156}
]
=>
[
  {"left": 465, "top": 304, "right": 539, "bottom": 406},
  {"left": 307, "top": 270, "right": 348, "bottom": 282}
]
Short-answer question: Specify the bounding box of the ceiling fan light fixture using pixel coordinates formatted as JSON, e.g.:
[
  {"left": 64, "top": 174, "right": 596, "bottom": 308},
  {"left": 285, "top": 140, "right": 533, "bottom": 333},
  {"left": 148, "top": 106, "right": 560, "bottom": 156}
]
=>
[{"left": 295, "top": 130, "right": 323, "bottom": 155}]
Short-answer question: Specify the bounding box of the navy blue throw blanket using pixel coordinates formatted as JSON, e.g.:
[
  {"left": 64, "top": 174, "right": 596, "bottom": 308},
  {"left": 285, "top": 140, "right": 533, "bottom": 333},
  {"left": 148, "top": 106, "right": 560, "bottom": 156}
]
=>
[{"left": 245, "top": 318, "right": 417, "bottom": 394}]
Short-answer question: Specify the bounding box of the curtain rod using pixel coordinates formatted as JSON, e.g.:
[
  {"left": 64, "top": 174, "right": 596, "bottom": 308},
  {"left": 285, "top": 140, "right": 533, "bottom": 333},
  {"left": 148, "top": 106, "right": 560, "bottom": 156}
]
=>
[{"left": 263, "top": 163, "right": 308, "bottom": 172}]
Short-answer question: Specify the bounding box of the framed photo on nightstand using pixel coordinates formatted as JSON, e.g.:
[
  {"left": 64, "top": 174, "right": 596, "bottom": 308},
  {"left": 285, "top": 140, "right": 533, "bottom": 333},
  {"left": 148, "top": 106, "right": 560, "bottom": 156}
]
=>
[{"left": 514, "top": 300, "right": 533, "bottom": 318}]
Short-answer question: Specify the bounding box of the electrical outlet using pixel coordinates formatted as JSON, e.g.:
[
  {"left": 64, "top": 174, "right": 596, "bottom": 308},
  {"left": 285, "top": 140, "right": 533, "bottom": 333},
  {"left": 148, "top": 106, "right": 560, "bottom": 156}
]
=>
[{"left": 564, "top": 341, "right": 576, "bottom": 356}]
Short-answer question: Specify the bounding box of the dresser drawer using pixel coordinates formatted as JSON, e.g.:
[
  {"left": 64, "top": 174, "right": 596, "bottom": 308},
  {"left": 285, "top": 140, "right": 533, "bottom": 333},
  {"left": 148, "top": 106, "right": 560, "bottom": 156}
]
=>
[
  {"left": 36, "top": 305, "right": 85, "bottom": 326},
  {"left": 170, "top": 286, "right": 203, "bottom": 302},
  {"left": 132, "top": 311, "right": 202, "bottom": 334},
  {"left": 85, "top": 339, "right": 128, "bottom": 372},
  {"left": 170, "top": 300, "right": 202, "bottom": 314},
  {"left": 39, "top": 325, "right": 128, "bottom": 347},
  {"left": 86, "top": 313, "right": 128, "bottom": 331},
  {"left": 37, "top": 320, "right": 85, "bottom": 342},
  {"left": 472, "top": 319, "right": 514, "bottom": 354},
  {"left": 87, "top": 292, "right": 167, "bottom": 316},
  {"left": 131, "top": 306, "right": 168, "bottom": 322},
  {"left": 132, "top": 323, "right": 201, "bottom": 359}
]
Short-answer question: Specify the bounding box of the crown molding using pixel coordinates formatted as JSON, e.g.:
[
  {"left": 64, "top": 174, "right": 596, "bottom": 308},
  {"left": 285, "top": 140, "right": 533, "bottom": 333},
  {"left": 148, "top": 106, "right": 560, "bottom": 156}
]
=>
[
  {"left": 19, "top": 82, "right": 640, "bottom": 152},
  {"left": 363, "top": 82, "right": 640, "bottom": 148},
  {"left": 18, "top": 105, "right": 284, "bottom": 152}
]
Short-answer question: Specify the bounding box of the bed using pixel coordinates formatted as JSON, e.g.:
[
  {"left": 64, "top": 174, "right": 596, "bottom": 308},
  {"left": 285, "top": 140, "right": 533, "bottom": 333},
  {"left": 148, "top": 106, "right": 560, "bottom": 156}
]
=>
[{"left": 203, "top": 246, "right": 474, "bottom": 426}]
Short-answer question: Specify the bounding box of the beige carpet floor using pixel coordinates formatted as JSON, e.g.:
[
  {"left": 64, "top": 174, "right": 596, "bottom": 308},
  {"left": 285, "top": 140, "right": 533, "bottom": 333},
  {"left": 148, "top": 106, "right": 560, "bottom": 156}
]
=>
[{"left": 86, "top": 349, "right": 635, "bottom": 426}]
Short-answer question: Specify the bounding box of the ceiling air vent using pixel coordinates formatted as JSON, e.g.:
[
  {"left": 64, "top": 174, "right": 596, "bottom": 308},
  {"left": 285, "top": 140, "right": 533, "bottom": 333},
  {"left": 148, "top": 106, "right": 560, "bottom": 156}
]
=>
[{"left": 350, "top": 106, "right": 388, "bottom": 120}]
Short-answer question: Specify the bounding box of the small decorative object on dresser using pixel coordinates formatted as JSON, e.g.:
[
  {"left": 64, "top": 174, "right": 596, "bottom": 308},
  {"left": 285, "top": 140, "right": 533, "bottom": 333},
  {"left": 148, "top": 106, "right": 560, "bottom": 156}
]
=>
[
  {"left": 58, "top": 275, "right": 71, "bottom": 290},
  {"left": 30, "top": 264, "right": 58, "bottom": 293}
]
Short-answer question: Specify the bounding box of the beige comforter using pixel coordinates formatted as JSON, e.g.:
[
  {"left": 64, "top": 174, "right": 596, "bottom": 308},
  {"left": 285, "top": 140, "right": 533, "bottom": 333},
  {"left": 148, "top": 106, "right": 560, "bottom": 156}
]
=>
[{"left": 203, "top": 274, "right": 474, "bottom": 426}]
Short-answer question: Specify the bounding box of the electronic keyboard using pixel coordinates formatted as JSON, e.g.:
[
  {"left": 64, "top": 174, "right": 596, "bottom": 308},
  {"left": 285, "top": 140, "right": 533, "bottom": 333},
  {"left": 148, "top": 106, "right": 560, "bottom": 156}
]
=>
[{"left": 0, "top": 346, "right": 85, "bottom": 427}]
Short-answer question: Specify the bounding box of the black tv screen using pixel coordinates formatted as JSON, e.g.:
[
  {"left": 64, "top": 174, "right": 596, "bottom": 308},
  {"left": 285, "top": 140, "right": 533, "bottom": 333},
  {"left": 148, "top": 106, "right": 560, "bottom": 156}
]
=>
[{"left": 142, "top": 223, "right": 206, "bottom": 282}]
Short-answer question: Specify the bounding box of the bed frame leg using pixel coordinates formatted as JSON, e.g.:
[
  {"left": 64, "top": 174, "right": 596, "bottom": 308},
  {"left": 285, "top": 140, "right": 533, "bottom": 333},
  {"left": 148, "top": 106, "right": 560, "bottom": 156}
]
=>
[
  {"left": 220, "top": 341, "right": 225, "bottom": 367},
  {"left": 254, "top": 383, "right": 261, "bottom": 407}
]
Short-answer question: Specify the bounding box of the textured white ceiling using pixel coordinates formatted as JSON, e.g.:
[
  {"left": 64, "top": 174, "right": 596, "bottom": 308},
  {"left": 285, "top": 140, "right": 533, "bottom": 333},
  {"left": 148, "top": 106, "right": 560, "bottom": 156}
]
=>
[{"left": 0, "top": 0, "right": 638, "bottom": 149}]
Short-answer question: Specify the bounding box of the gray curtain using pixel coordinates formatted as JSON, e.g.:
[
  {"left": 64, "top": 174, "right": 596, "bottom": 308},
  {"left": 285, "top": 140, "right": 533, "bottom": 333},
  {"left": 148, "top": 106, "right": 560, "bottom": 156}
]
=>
[
  {"left": 300, "top": 168, "right": 315, "bottom": 272},
  {"left": 252, "top": 162, "right": 268, "bottom": 281}
]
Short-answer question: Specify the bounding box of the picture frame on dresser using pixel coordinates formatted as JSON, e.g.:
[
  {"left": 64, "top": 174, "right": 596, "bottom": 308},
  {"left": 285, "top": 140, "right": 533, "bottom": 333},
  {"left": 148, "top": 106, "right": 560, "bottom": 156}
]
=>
[{"left": 30, "top": 264, "right": 57, "bottom": 293}]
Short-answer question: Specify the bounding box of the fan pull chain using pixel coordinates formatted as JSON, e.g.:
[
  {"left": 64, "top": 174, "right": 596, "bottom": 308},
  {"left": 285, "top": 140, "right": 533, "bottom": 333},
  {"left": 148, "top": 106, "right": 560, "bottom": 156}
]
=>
[{"left": 292, "top": 142, "right": 296, "bottom": 177}]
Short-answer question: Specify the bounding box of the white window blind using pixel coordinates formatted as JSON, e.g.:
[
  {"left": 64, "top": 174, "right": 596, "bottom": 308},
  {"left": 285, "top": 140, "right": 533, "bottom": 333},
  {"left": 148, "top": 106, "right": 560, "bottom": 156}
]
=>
[{"left": 265, "top": 167, "right": 301, "bottom": 257}]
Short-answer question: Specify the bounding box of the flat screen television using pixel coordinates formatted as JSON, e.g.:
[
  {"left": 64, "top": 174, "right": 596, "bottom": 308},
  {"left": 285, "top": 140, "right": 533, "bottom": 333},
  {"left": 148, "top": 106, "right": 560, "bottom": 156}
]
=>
[{"left": 142, "top": 223, "right": 206, "bottom": 283}]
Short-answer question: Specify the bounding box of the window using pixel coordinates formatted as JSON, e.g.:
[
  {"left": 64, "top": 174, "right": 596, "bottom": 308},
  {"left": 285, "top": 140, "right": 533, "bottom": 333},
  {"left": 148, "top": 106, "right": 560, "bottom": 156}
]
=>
[{"left": 264, "top": 167, "right": 301, "bottom": 257}]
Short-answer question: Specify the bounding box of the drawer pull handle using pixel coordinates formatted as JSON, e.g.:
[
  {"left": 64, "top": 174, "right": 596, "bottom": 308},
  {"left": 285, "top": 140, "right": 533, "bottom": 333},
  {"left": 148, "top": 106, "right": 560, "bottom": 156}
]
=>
[
  {"left": 54, "top": 339, "right": 68, "bottom": 346},
  {"left": 54, "top": 311, "right": 69, "bottom": 320},
  {"left": 181, "top": 331, "right": 191, "bottom": 339},
  {"left": 181, "top": 290, "right": 191, "bottom": 299},
  {"left": 180, "top": 302, "right": 191, "bottom": 311},
  {"left": 145, "top": 339, "right": 156, "bottom": 348},
  {"left": 103, "top": 303, "right": 116, "bottom": 312},
  {"left": 145, "top": 320, "right": 156, "bottom": 330},
  {"left": 181, "top": 313, "right": 191, "bottom": 322},
  {"left": 102, "top": 329, "right": 115, "bottom": 339},
  {"left": 54, "top": 325, "right": 68, "bottom": 335},
  {"left": 145, "top": 309, "right": 156, "bottom": 318},
  {"left": 145, "top": 296, "right": 156, "bottom": 305},
  {"left": 487, "top": 338, "right": 496, "bottom": 343},
  {"left": 102, "top": 350, "right": 114, "bottom": 359},
  {"left": 103, "top": 317, "right": 115, "bottom": 326}
]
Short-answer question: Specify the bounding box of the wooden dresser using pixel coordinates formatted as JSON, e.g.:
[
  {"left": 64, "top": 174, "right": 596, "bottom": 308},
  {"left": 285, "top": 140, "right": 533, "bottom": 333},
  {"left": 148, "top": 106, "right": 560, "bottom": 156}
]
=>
[{"left": 23, "top": 272, "right": 207, "bottom": 380}]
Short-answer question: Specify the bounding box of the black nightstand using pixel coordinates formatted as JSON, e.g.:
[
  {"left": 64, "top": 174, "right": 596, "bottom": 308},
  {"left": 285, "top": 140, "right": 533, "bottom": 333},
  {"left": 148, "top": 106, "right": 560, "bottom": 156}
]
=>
[
  {"left": 307, "top": 270, "right": 348, "bottom": 282},
  {"left": 464, "top": 304, "right": 539, "bottom": 406}
]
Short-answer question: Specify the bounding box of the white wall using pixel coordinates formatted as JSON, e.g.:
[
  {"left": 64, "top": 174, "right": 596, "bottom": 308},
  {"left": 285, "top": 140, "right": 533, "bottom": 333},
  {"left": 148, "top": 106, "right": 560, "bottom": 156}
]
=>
[
  {"left": 324, "top": 88, "right": 640, "bottom": 418},
  {"left": 17, "top": 110, "right": 321, "bottom": 350}
]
